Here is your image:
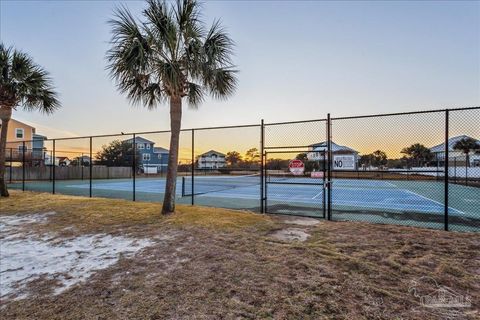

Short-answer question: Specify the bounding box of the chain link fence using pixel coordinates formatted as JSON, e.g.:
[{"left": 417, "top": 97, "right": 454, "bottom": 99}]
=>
[{"left": 4, "top": 107, "right": 479, "bottom": 232}]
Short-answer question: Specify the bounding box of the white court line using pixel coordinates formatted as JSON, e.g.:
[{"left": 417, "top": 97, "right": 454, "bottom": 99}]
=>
[
  {"left": 199, "top": 188, "right": 461, "bottom": 214},
  {"left": 311, "top": 191, "right": 323, "bottom": 200},
  {"left": 401, "top": 190, "right": 464, "bottom": 215},
  {"left": 198, "top": 191, "right": 451, "bottom": 213}
]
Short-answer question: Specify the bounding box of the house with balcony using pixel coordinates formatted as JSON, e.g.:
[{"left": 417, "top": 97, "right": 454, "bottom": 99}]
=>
[
  {"left": 1, "top": 118, "right": 47, "bottom": 164},
  {"left": 196, "top": 150, "right": 226, "bottom": 169},
  {"left": 122, "top": 136, "right": 169, "bottom": 173}
]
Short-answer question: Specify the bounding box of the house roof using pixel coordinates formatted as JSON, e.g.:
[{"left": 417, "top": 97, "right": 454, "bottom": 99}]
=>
[
  {"left": 153, "top": 147, "right": 169, "bottom": 154},
  {"left": 199, "top": 150, "right": 226, "bottom": 157},
  {"left": 308, "top": 141, "right": 358, "bottom": 154},
  {"left": 430, "top": 135, "right": 479, "bottom": 153},
  {"left": 123, "top": 136, "right": 155, "bottom": 144},
  {"left": 0, "top": 118, "right": 35, "bottom": 129},
  {"left": 33, "top": 133, "right": 47, "bottom": 139}
]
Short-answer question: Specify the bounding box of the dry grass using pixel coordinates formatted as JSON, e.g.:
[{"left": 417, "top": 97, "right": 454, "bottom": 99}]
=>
[
  {"left": 0, "top": 191, "right": 272, "bottom": 235},
  {"left": 1, "top": 190, "right": 479, "bottom": 319}
]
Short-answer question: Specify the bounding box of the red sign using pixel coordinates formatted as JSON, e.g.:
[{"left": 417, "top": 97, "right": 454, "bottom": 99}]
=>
[
  {"left": 311, "top": 171, "right": 324, "bottom": 178},
  {"left": 289, "top": 159, "right": 305, "bottom": 175}
]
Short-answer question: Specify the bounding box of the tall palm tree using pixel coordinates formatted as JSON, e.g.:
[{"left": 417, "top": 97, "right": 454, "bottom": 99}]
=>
[
  {"left": 0, "top": 44, "right": 60, "bottom": 197},
  {"left": 107, "top": 0, "right": 237, "bottom": 215},
  {"left": 453, "top": 137, "right": 480, "bottom": 167}
]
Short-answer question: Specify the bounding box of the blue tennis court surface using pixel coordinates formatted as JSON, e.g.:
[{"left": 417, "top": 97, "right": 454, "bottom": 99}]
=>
[{"left": 65, "top": 177, "right": 467, "bottom": 216}]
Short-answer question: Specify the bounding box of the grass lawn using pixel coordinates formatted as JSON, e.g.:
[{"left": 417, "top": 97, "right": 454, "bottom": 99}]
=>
[{"left": 1, "top": 190, "right": 479, "bottom": 319}]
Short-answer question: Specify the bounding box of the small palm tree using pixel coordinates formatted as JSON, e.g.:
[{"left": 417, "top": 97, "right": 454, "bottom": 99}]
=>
[
  {"left": 107, "top": 0, "right": 237, "bottom": 215},
  {"left": 0, "top": 44, "right": 60, "bottom": 197},
  {"left": 453, "top": 137, "right": 480, "bottom": 167}
]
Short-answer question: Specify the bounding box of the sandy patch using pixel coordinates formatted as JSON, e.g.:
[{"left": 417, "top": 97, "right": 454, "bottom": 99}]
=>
[
  {"left": 0, "top": 213, "right": 153, "bottom": 300},
  {"left": 269, "top": 228, "right": 310, "bottom": 242},
  {"left": 277, "top": 216, "right": 321, "bottom": 226}
]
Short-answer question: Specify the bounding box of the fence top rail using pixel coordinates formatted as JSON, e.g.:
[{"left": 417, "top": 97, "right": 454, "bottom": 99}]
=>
[
  {"left": 331, "top": 106, "right": 479, "bottom": 121},
  {"left": 4, "top": 106, "right": 478, "bottom": 143},
  {"left": 264, "top": 118, "right": 327, "bottom": 126}
]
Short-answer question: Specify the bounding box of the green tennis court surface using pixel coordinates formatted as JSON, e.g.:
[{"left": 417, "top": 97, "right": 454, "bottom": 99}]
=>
[{"left": 8, "top": 175, "right": 480, "bottom": 231}]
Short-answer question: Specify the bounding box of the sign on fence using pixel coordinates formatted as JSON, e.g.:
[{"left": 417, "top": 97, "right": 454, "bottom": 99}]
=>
[
  {"left": 289, "top": 159, "right": 305, "bottom": 175},
  {"left": 333, "top": 155, "right": 355, "bottom": 170}
]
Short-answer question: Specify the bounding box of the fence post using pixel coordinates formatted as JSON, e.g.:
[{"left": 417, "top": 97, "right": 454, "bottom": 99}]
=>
[
  {"left": 322, "top": 151, "right": 326, "bottom": 219},
  {"left": 9, "top": 148, "right": 12, "bottom": 183},
  {"left": 89, "top": 137, "right": 92, "bottom": 198},
  {"left": 133, "top": 133, "right": 136, "bottom": 201},
  {"left": 327, "top": 113, "right": 332, "bottom": 220},
  {"left": 444, "top": 109, "right": 449, "bottom": 231},
  {"left": 260, "top": 119, "right": 264, "bottom": 213},
  {"left": 22, "top": 141, "right": 25, "bottom": 191},
  {"left": 52, "top": 139, "right": 56, "bottom": 194},
  {"left": 191, "top": 129, "right": 195, "bottom": 205},
  {"left": 264, "top": 151, "right": 268, "bottom": 212}
]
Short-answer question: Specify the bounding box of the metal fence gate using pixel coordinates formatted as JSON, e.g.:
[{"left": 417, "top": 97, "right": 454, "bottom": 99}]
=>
[{"left": 261, "top": 118, "right": 329, "bottom": 217}]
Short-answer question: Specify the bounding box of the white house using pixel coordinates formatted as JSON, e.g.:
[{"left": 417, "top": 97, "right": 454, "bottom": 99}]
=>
[
  {"left": 197, "top": 150, "right": 226, "bottom": 169},
  {"left": 430, "top": 135, "right": 480, "bottom": 167},
  {"left": 307, "top": 141, "right": 359, "bottom": 170}
]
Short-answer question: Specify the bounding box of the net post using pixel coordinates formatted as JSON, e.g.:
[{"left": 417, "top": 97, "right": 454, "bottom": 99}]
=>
[
  {"left": 22, "top": 141, "right": 25, "bottom": 191},
  {"left": 89, "top": 137, "right": 92, "bottom": 198},
  {"left": 191, "top": 129, "right": 195, "bottom": 205},
  {"left": 182, "top": 176, "right": 185, "bottom": 197},
  {"left": 81, "top": 153, "right": 84, "bottom": 180},
  {"left": 260, "top": 119, "right": 264, "bottom": 213},
  {"left": 327, "top": 113, "right": 332, "bottom": 221},
  {"left": 444, "top": 109, "right": 449, "bottom": 231},
  {"left": 52, "top": 139, "right": 56, "bottom": 194},
  {"left": 133, "top": 133, "right": 136, "bottom": 201}
]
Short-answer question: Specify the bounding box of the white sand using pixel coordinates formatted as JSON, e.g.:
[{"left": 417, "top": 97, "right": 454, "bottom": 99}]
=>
[{"left": 0, "top": 213, "right": 152, "bottom": 300}]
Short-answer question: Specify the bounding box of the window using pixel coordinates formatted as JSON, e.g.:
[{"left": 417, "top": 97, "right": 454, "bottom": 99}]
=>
[
  {"left": 146, "top": 144, "right": 151, "bottom": 149},
  {"left": 18, "top": 145, "right": 27, "bottom": 152},
  {"left": 143, "top": 153, "right": 150, "bottom": 161},
  {"left": 16, "top": 128, "right": 24, "bottom": 139},
  {"left": 137, "top": 143, "right": 144, "bottom": 149},
  {"left": 158, "top": 154, "right": 162, "bottom": 159}
]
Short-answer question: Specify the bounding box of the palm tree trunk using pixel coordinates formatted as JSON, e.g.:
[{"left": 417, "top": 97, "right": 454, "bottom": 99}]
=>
[
  {"left": 0, "top": 106, "right": 12, "bottom": 197},
  {"left": 162, "top": 96, "right": 182, "bottom": 215}
]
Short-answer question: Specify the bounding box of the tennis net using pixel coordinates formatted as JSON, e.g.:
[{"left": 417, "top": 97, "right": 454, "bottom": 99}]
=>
[{"left": 181, "top": 174, "right": 261, "bottom": 196}]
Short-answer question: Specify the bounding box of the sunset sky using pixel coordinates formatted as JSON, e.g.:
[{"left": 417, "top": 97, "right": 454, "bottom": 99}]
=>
[{"left": 1, "top": 0, "right": 479, "bottom": 158}]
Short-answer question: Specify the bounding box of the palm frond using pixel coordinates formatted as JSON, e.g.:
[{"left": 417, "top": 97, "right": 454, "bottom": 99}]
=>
[
  {"left": 107, "top": 5, "right": 151, "bottom": 79},
  {"left": 143, "top": 0, "right": 178, "bottom": 59},
  {"left": 106, "top": 0, "right": 237, "bottom": 108},
  {"left": 186, "top": 81, "right": 204, "bottom": 107},
  {"left": 204, "top": 67, "right": 238, "bottom": 99},
  {"left": 203, "top": 19, "right": 235, "bottom": 66},
  {"left": 0, "top": 43, "right": 60, "bottom": 112}
]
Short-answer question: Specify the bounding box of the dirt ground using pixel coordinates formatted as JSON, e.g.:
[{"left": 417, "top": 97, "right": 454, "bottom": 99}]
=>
[{"left": 1, "top": 191, "right": 479, "bottom": 319}]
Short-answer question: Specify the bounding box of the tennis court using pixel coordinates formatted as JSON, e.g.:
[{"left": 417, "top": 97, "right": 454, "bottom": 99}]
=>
[{"left": 11, "top": 174, "right": 479, "bottom": 229}]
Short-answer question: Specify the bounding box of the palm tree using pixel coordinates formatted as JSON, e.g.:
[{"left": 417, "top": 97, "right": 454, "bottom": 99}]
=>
[
  {"left": 107, "top": 0, "right": 237, "bottom": 215},
  {"left": 453, "top": 137, "right": 480, "bottom": 167},
  {"left": 0, "top": 44, "right": 60, "bottom": 197}
]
